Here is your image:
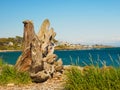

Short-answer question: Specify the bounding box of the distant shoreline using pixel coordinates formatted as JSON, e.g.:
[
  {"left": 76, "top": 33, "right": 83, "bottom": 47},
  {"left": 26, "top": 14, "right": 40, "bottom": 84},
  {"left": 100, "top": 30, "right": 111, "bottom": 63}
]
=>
[
  {"left": 0, "top": 47, "right": 119, "bottom": 52},
  {"left": 0, "top": 50, "right": 22, "bottom": 52}
]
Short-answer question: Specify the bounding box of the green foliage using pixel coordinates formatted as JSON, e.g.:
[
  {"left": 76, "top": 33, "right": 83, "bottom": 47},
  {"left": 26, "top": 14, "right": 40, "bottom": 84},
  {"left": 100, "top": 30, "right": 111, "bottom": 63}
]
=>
[
  {"left": 64, "top": 66, "right": 120, "bottom": 90},
  {"left": 55, "top": 45, "right": 72, "bottom": 50},
  {"left": 55, "top": 45, "right": 66, "bottom": 49},
  {"left": 0, "top": 59, "right": 31, "bottom": 85},
  {"left": 0, "top": 36, "right": 23, "bottom": 50},
  {"left": 0, "top": 58, "right": 4, "bottom": 67}
]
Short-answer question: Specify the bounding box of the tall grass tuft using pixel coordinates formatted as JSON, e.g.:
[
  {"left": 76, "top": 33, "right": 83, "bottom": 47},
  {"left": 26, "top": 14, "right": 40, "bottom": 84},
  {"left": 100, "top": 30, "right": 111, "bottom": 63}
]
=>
[
  {"left": 64, "top": 54, "right": 120, "bottom": 90},
  {"left": 0, "top": 59, "right": 31, "bottom": 85},
  {"left": 0, "top": 58, "right": 5, "bottom": 67},
  {"left": 64, "top": 66, "right": 120, "bottom": 90}
]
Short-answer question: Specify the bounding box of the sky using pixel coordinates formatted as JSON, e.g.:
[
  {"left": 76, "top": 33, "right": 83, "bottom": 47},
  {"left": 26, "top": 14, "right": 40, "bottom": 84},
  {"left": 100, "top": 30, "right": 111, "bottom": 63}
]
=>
[{"left": 0, "top": 0, "right": 120, "bottom": 46}]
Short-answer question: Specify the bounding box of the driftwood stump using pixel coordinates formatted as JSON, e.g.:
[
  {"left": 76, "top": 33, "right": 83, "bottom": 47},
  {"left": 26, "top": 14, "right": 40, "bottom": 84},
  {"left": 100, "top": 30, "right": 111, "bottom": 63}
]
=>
[{"left": 15, "top": 19, "right": 63, "bottom": 82}]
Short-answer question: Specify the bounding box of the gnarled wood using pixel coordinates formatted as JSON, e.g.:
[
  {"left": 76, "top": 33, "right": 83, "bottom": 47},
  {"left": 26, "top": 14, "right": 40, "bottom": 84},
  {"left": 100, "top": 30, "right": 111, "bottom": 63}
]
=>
[{"left": 15, "top": 19, "right": 63, "bottom": 83}]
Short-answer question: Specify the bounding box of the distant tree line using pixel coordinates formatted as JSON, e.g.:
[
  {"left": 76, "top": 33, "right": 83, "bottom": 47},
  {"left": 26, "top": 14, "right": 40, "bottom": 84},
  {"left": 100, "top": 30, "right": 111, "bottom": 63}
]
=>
[{"left": 0, "top": 36, "right": 23, "bottom": 50}]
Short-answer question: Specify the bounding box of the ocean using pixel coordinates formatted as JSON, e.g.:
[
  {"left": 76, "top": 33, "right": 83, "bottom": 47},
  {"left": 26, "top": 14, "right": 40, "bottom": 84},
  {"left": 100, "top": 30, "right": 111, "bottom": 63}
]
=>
[{"left": 0, "top": 48, "right": 120, "bottom": 67}]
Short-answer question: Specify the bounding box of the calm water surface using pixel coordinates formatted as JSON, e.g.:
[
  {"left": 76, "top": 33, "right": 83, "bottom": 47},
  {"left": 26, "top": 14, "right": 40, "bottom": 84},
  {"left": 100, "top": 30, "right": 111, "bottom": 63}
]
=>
[{"left": 0, "top": 48, "right": 120, "bottom": 67}]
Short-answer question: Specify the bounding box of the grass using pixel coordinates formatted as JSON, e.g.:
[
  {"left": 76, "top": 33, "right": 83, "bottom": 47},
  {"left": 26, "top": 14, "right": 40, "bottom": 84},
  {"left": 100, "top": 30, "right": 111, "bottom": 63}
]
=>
[
  {"left": 64, "top": 55, "right": 120, "bottom": 90},
  {"left": 0, "top": 59, "right": 31, "bottom": 85},
  {"left": 0, "top": 59, "right": 3, "bottom": 67},
  {"left": 64, "top": 66, "right": 120, "bottom": 90}
]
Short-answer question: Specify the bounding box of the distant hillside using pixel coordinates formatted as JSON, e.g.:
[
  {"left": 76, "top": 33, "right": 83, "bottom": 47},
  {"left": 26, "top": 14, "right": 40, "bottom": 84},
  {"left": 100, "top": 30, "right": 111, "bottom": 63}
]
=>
[
  {"left": 0, "top": 36, "right": 114, "bottom": 50},
  {"left": 0, "top": 36, "right": 23, "bottom": 50},
  {"left": 55, "top": 41, "right": 113, "bottom": 50}
]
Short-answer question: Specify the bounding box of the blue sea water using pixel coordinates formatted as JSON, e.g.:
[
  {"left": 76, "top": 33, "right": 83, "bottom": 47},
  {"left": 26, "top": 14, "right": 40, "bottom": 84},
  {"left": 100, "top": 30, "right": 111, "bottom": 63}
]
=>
[{"left": 0, "top": 48, "right": 120, "bottom": 67}]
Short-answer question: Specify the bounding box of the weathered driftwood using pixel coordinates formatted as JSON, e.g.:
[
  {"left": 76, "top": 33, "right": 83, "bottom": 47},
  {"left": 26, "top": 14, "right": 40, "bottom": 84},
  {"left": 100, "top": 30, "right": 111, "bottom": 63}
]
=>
[{"left": 15, "top": 19, "right": 63, "bottom": 83}]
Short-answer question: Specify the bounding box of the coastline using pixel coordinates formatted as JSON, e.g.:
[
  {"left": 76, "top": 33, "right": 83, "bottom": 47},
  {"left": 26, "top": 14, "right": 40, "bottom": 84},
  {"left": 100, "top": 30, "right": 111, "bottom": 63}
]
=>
[
  {"left": 0, "top": 47, "right": 117, "bottom": 52},
  {"left": 0, "top": 47, "right": 118, "bottom": 52},
  {"left": 0, "top": 50, "right": 22, "bottom": 52}
]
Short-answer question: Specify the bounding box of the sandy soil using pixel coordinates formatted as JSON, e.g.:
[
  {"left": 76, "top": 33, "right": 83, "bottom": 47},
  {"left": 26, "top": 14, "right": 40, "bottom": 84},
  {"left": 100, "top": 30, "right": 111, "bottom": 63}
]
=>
[{"left": 0, "top": 77, "right": 65, "bottom": 90}]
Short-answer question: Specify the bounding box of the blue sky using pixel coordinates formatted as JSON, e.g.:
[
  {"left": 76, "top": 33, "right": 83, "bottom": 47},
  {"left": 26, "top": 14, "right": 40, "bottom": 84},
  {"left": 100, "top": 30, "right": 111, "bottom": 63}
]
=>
[{"left": 0, "top": 0, "right": 120, "bottom": 46}]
